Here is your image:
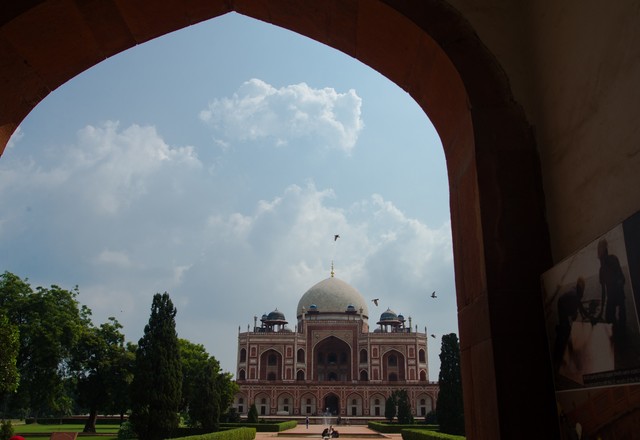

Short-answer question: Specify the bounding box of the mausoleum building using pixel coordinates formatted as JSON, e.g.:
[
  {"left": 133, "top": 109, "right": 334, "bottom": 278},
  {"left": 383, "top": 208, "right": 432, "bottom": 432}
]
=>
[{"left": 233, "top": 268, "right": 438, "bottom": 419}]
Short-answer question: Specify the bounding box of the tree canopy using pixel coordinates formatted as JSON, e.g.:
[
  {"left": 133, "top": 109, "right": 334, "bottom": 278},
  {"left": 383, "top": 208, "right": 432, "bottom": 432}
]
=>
[
  {"left": 130, "top": 293, "right": 182, "bottom": 440},
  {"left": 71, "top": 316, "right": 135, "bottom": 432},
  {"left": 436, "top": 333, "right": 465, "bottom": 435},
  {"left": 0, "top": 312, "right": 19, "bottom": 394},
  {"left": 0, "top": 272, "right": 86, "bottom": 417},
  {"left": 0, "top": 272, "right": 234, "bottom": 428},
  {"left": 395, "top": 389, "right": 414, "bottom": 424}
]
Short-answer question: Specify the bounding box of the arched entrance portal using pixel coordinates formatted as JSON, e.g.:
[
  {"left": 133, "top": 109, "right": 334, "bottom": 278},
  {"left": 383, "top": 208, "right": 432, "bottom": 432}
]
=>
[
  {"left": 315, "top": 336, "right": 351, "bottom": 382},
  {"left": 0, "top": 2, "right": 557, "bottom": 438},
  {"left": 323, "top": 394, "right": 339, "bottom": 416}
]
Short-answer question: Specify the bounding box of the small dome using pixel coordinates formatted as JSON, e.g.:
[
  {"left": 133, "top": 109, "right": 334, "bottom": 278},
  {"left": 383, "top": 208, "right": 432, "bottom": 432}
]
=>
[
  {"left": 346, "top": 304, "right": 356, "bottom": 313},
  {"left": 267, "top": 309, "right": 286, "bottom": 321},
  {"left": 398, "top": 314, "right": 405, "bottom": 322},
  {"left": 380, "top": 308, "right": 398, "bottom": 321},
  {"left": 260, "top": 313, "right": 268, "bottom": 321},
  {"left": 377, "top": 308, "right": 402, "bottom": 326}
]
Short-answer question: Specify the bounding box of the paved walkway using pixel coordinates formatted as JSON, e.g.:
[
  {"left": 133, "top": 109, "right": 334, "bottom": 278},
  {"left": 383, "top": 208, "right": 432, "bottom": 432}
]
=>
[{"left": 255, "top": 425, "right": 402, "bottom": 440}]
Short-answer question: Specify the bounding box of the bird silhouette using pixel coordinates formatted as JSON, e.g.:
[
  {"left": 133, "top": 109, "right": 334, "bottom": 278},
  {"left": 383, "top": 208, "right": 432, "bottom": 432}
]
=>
[
  {"left": 430, "top": 334, "right": 436, "bottom": 338},
  {"left": 430, "top": 291, "right": 437, "bottom": 298},
  {"left": 372, "top": 298, "right": 379, "bottom": 306},
  {"left": 334, "top": 234, "right": 340, "bottom": 241}
]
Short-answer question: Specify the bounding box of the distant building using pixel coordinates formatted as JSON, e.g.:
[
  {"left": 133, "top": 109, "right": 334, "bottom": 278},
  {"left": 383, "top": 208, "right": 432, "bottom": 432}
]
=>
[{"left": 233, "top": 267, "right": 438, "bottom": 419}]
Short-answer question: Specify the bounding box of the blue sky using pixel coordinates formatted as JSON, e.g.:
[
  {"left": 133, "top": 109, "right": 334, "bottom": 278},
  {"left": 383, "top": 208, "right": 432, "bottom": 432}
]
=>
[{"left": 0, "top": 12, "right": 456, "bottom": 380}]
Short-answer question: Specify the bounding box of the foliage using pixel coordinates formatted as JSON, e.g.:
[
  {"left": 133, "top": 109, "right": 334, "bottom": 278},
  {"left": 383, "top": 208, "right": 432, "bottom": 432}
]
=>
[
  {"left": 246, "top": 404, "right": 258, "bottom": 424},
  {"left": 402, "top": 428, "right": 465, "bottom": 440},
  {"left": 117, "top": 421, "right": 137, "bottom": 440},
  {"left": 368, "top": 422, "right": 430, "bottom": 434},
  {"left": 0, "top": 311, "right": 19, "bottom": 393},
  {"left": 436, "top": 333, "right": 464, "bottom": 436},
  {"left": 0, "top": 420, "right": 13, "bottom": 440},
  {"left": 130, "top": 293, "right": 182, "bottom": 440},
  {"left": 16, "top": 422, "right": 120, "bottom": 432},
  {"left": 396, "top": 389, "right": 414, "bottom": 424},
  {"left": 166, "top": 427, "right": 255, "bottom": 440},
  {"left": 178, "top": 339, "right": 210, "bottom": 419},
  {"left": 223, "top": 408, "right": 240, "bottom": 423},
  {"left": 0, "top": 272, "right": 87, "bottom": 418},
  {"left": 383, "top": 389, "right": 412, "bottom": 423},
  {"left": 220, "top": 421, "right": 296, "bottom": 432},
  {"left": 71, "top": 317, "right": 135, "bottom": 432},
  {"left": 384, "top": 392, "right": 397, "bottom": 422},
  {"left": 179, "top": 339, "right": 237, "bottom": 430},
  {"left": 189, "top": 358, "right": 220, "bottom": 432},
  {"left": 425, "top": 410, "right": 437, "bottom": 424},
  {"left": 215, "top": 371, "right": 238, "bottom": 424}
]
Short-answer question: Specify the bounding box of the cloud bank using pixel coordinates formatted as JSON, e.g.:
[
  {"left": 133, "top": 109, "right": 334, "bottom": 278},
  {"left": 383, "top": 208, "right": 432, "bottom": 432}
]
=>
[{"left": 199, "top": 79, "right": 363, "bottom": 154}]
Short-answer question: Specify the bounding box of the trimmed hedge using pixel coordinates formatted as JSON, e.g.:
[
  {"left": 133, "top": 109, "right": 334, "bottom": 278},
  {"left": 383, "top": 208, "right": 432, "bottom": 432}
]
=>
[
  {"left": 167, "top": 427, "right": 255, "bottom": 440},
  {"left": 25, "top": 418, "right": 124, "bottom": 425},
  {"left": 368, "top": 422, "right": 438, "bottom": 434},
  {"left": 219, "top": 421, "right": 296, "bottom": 432},
  {"left": 402, "top": 428, "right": 465, "bottom": 440}
]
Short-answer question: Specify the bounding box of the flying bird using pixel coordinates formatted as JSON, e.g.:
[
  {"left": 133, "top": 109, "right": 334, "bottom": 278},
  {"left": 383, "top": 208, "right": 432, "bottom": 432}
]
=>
[
  {"left": 430, "top": 291, "right": 437, "bottom": 298},
  {"left": 372, "top": 298, "right": 379, "bottom": 306},
  {"left": 334, "top": 234, "right": 340, "bottom": 241},
  {"left": 430, "top": 334, "right": 436, "bottom": 338}
]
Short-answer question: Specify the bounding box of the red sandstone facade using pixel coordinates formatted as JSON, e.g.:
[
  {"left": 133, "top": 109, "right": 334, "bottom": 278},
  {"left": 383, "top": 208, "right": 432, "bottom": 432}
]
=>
[{"left": 233, "top": 275, "right": 438, "bottom": 418}]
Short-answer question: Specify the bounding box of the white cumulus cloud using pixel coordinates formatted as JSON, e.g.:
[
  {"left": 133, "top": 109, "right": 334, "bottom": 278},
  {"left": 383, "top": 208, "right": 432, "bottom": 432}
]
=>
[{"left": 199, "top": 79, "right": 363, "bottom": 154}]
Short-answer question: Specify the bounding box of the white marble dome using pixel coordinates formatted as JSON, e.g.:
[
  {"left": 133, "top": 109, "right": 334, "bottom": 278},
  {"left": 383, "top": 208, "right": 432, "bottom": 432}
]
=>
[{"left": 296, "top": 277, "right": 369, "bottom": 319}]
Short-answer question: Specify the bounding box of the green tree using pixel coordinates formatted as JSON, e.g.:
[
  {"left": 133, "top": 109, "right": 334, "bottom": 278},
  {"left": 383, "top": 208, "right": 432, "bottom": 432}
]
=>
[
  {"left": 396, "top": 389, "right": 414, "bottom": 424},
  {"left": 178, "top": 339, "right": 210, "bottom": 419},
  {"left": 436, "top": 333, "right": 464, "bottom": 435},
  {"left": 0, "top": 420, "right": 13, "bottom": 440},
  {"left": 0, "top": 312, "right": 19, "bottom": 394},
  {"left": 215, "top": 370, "right": 238, "bottom": 422},
  {"left": 384, "top": 392, "right": 397, "bottom": 422},
  {"left": 189, "top": 358, "right": 219, "bottom": 432},
  {"left": 179, "top": 339, "right": 238, "bottom": 429},
  {"left": 247, "top": 404, "right": 258, "bottom": 423},
  {"left": 130, "top": 293, "right": 182, "bottom": 440},
  {"left": 72, "top": 317, "right": 133, "bottom": 432},
  {"left": 109, "top": 342, "right": 137, "bottom": 423},
  {"left": 0, "top": 272, "right": 86, "bottom": 418}
]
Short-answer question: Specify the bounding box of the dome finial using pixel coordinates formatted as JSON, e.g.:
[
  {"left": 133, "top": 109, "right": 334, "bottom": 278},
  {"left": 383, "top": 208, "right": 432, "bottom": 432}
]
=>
[{"left": 331, "top": 260, "right": 335, "bottom": 278}]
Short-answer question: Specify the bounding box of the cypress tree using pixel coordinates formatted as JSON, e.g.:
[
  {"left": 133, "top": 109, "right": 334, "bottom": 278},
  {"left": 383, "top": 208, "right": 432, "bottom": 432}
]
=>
[
  {"left": 130, "top": 293, "right": 182, "bottom": 440},
  {"left": 247, "top": 404, "right": 259, "bottom": 423},
  {"left": 384, "top": 392, "right": 397, "bottom": 422},
  {"left": 396, "top": 389, "right": 414, "bottom": 424},
  {"left": 436, "top": 333, "right": 465, "bottom": 435}
]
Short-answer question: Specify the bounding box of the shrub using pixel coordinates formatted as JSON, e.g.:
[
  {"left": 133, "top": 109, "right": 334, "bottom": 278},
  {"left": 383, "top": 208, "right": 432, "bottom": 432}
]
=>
[
  {"left": 425, "top": 411, "right": 437, "bottom": 424},
  {"left": 220, "top": 421, "right": 295, "bottom": 432},
  {"left": 167, "top": 427, "right": 255, "bottom": 440},
  {"left": 402, "top": 428, "right": 465, "bottom": 440},
  {"left": 368, "top": 422, "right": 421, "bottom": 434},
  {"left": 246, "top": 405, "right": 258, "bottom": 424},
  {"left": 223, "top": 408, "right": 240, "bottom": 423},
  {"left": 118, "top": 421, "right": 137, "bottom": 440},
  {"left": 0, "top": 420, "right": 14, "bottom": 440}
]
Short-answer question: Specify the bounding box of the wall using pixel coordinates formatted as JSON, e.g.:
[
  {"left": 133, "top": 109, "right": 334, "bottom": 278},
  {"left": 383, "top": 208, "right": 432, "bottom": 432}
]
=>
[{"left": 450, "top": 0, "right": 640, "bottom": 260}]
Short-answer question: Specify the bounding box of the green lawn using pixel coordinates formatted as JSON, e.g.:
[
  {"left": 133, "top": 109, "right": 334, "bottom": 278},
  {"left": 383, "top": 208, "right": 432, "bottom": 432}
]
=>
[{"left": 13, "top": 423, "right": 120, "bottom": 435}]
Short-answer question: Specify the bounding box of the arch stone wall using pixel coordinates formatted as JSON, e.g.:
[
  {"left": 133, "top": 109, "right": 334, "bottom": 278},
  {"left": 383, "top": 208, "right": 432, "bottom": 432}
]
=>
[{"left": 0, "top": 1, "right": 559, "bottom": 438}]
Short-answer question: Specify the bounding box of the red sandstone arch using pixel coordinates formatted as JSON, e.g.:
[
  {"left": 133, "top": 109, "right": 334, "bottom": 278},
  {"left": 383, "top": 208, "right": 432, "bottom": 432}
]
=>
[{"left": 0, "top": 1, "right": 556, "bottom": 438}]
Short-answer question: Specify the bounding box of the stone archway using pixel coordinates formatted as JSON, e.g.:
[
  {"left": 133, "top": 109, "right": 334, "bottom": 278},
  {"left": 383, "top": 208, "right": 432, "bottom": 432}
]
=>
[
  {"left": 323, "top": 393, "right": 340, "bottom": 416},
  {"left": 0, "top": 2, "right": 556, "bottom": 438}
]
